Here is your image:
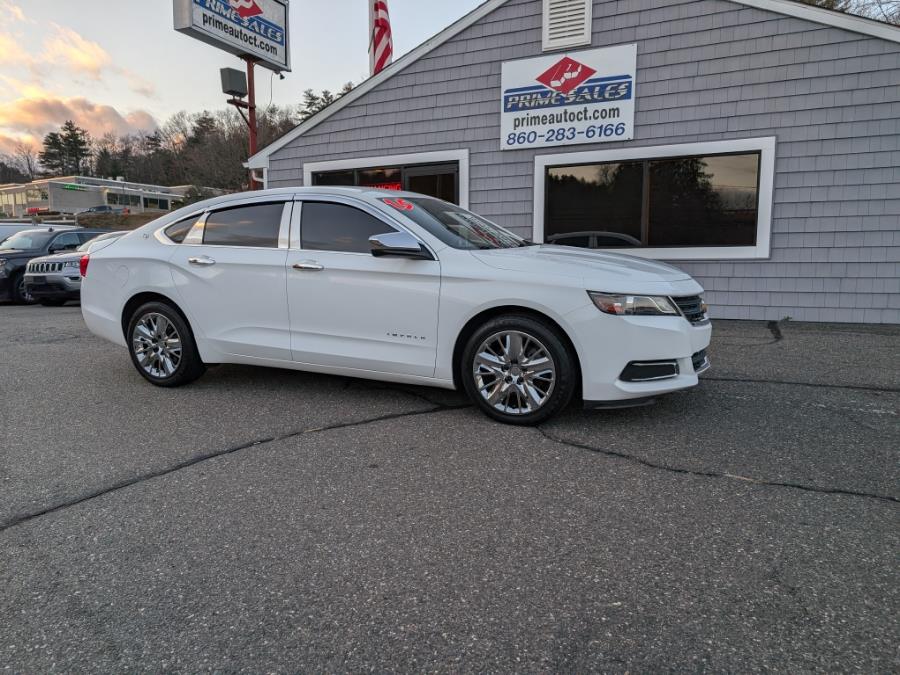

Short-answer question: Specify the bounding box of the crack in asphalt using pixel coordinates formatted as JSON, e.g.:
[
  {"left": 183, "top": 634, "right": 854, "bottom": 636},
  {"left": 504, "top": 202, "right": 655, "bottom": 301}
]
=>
[
  {"left": 536, "top": 427, "right": 900, "bottom": 505},
  {"left": 0, "top": 401, "right": 470, "bottom": 534},
  {"left": 2, "top": 371, "right": 896, "bottom": 534}
]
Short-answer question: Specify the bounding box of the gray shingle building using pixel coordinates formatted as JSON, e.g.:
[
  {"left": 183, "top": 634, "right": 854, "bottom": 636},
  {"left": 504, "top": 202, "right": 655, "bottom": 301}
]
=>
[{"left": 249, "top": 0, "right": 900, "bottom": 323}]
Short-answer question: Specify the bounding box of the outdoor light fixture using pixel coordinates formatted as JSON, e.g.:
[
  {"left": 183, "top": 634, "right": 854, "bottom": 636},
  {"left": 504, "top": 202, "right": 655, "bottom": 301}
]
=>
[{"left": 220, "top": 67, "right": 248, "bottom": 98}]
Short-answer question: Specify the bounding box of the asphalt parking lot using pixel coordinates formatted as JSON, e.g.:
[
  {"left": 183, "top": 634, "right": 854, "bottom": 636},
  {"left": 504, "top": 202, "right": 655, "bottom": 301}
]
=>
[{"left": 1, "top": 304, "right": 898, "bottom": 672}]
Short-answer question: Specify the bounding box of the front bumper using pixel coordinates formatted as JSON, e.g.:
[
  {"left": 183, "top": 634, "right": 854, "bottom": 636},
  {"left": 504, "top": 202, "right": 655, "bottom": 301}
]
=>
[
  {"left": 566, "top": 304, "right": 713, "bottom": 402},
  {"left": 24, "top": 273, "right": 82, "bottom": 300}
]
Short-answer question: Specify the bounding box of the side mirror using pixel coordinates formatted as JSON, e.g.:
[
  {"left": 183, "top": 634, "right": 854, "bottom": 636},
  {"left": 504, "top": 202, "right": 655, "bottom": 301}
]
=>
[{"left": 369, "top": 232, "right": 432, "bottom": 260}]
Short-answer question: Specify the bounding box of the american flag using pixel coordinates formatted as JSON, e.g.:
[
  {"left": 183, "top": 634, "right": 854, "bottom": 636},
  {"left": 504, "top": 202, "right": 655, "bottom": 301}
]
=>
[{"left": 369, "top": 0, "right": 393, "bottom": 76}]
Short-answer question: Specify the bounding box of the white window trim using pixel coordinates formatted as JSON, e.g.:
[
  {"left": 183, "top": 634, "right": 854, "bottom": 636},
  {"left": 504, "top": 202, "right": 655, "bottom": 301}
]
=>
[
  {"left": 302, "top": 149, "right": 470, "bottom": 209},
  {"left": 542, "top": 0, "right": 593, "bottom": 52},
  {"left": 532, "top": 137, "right": 776, "bottom": 260}
]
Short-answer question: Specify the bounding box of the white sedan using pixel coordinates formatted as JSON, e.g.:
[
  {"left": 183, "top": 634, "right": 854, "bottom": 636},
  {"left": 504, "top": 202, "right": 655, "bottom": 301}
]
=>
[{"left": 81, "top": 187, "right": 711, "bottom": 424}]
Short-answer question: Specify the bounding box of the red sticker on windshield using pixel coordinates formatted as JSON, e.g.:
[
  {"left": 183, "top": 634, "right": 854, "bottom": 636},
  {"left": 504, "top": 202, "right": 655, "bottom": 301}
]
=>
[{"left": 382, "top": 198, "right": 414, "bottom": 211}]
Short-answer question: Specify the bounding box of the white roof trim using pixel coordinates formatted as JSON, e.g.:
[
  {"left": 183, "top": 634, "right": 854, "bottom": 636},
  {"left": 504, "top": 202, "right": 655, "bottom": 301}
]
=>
[{"left": 247, "top": 0, "right": 899, "bottom": 169}]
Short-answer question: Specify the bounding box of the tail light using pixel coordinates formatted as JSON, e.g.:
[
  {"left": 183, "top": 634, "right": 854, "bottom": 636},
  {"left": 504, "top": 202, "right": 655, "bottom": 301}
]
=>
[{"left": 79, "top": 254, "right": 90, "bottom": 277}]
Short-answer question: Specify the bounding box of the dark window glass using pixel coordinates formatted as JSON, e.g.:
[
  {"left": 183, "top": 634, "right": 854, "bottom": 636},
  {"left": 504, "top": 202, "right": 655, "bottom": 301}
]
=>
[
  {"left": 546, "top": 162, "right": 643, "bottom": 248},
  {"left": 545, "top": 152, "right": 760, "bottom": 249},
  {"left": 358, "top": 167, "right": 401, "bottom": 190},
  {"left": 164, "top": 216, "right": 199, "bottom": 244},
  {"left": 407, "top": 172, "right": 457, "bottom": 203},
  {"left": 399, "top": 198, "right": 527, "bottom": 250},
  {"left": 203, "top": 203, "right": 283, "bottom": 248},
  {"left": 648, "top": 154, "right": 759, "bottom": 246},
  {"left": 50, "top": 232, "right": 81, "bottom": 251},
  {"left": 301, "top": 202, "right": 396, "bottom": 253},
  {"left": 313, "top": 170, "right": 355, "bottom": 186}
]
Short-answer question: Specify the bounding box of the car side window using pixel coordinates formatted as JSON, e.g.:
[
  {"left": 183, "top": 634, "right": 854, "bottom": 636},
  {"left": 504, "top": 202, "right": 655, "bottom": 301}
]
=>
[
  {"left": 51, "top": 232, "right": 81, "bottom": 251},
  {"left": 164, "top": 216, "right": 200, "bottom": 244},
  {"left": 203, "top": 203, "right": 284, "bottom": 248},
  {"left": 301, "top": 202, "right": 397, "bottom": 254}
]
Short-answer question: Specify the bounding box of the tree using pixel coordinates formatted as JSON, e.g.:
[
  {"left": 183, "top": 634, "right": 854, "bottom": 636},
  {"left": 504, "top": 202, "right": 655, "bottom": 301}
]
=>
[
  {"left": 39, "top": 132, "right": 66, "bottom": 175},
  {"left": 0, "top": 155, "right": 28, "bottom": 183},
  {"left": 298, "top": 82, "right": 354, "bottom": 121},
  {"left": 60, "top": 120, "right": 91, "bottom": 175},
  {"left": 794, "top": 0, "right": 899, "bottom": 22},
  {"left": 13, "top": 142, "right": 38, "bottom": 180},
  {"left": 39, "top": 121, "right": 91, "bottom": 176}
]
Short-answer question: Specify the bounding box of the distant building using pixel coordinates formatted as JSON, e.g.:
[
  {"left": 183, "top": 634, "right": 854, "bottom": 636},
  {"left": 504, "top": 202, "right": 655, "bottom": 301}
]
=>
[{"left": 0, "top": 176, "right": 194, "bottom": 218}]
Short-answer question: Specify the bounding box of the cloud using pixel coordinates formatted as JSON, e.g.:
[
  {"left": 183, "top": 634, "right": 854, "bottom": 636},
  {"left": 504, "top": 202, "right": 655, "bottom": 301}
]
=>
[
  {"left": 43, "top": 24, "right": 111, "bottom": 80},
  {"left": 0, "top": 95, "right": 158, "bottom": 141},
  {"left": 0, "top": 1, "right": 27, "bottom": 23}
]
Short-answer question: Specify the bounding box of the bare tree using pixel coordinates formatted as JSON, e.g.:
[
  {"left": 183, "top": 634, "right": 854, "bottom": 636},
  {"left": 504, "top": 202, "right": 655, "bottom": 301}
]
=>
[
  {"left": 13, "top": 141, "right": 39, "bottom": 180},
  {"left": 797, "top": 0, "right": 900, "bottom": 22}
]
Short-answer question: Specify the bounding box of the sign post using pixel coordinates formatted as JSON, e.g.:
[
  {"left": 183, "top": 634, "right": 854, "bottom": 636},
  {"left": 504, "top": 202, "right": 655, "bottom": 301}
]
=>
[{"left": 174, "top": 0, "right": 291, "bottom": 189}]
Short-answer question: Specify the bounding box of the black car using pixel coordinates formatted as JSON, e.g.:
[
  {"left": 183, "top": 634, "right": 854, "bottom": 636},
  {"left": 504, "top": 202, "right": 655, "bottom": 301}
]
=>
[{"left": 0, "top": 228, "right": 110, "bottom": 304}]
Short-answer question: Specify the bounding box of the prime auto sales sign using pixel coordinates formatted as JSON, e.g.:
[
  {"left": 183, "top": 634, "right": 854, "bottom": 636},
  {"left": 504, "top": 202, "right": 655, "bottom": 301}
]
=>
[
  {"left": 501, "top": 44, "right": 636, "bottom": 150},
  {"left": 174, "top": 0, "right": 290, "bottom": 72}
]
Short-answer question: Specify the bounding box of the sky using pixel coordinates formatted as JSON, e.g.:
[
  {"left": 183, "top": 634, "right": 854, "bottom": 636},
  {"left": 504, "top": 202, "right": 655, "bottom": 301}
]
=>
[{"left": 0, "top": 0, "right": 484, "bottom": 155}]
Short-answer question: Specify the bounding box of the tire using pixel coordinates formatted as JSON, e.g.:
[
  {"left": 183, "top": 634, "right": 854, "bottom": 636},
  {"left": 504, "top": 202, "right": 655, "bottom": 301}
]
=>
[
  {"left": 461, "top": 314, "right": 577, "bottom": 425},
  {"left": 40, "top": 299, "right": 67, "bottom": 307},
  {"left": 126, "top": 301, "right": 206, "bottom": 387},
  {"left": 12, "top": 274, "right": 36, "bottom": 305}
]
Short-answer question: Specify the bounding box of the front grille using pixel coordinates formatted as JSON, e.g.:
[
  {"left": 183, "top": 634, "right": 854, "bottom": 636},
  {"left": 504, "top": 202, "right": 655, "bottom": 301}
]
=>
[
  {"left": 27, "top": 261, "right": 64, "bottom": 273},
  {"left": 673, "top": 295, "right": 707, "bottom": 324}
]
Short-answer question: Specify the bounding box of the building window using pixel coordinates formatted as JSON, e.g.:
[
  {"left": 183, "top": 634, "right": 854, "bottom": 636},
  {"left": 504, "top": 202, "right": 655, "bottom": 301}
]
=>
[
  {"left": 542, "top": 0, "right": 592, "bottom": 51},
  {"left": 535, "top": 138, "right": 775, "bottom": 260},
  {"left": 312, "top": 162, "right": 458, "bottom": 204},
  {"left": 547, "top": 152, "right": 760, "bottom": 248}
]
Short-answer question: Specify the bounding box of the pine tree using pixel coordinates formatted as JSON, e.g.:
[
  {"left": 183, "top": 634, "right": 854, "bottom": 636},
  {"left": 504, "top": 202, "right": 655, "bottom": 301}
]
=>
[
  {"left": 39, "top": 132, "right": 66, "bottom": 175},
  {"left": 59, "top": 120, "right": 91, "bottom": 175}
]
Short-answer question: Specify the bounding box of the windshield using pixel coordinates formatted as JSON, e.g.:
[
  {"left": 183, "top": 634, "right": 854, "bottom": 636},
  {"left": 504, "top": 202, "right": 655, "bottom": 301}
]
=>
[
  {"left": 0, "top": 231, "right": 53, "bottom": 251},
  {"left": 384, "top": 197, "right": 531, "bottom": 250}
]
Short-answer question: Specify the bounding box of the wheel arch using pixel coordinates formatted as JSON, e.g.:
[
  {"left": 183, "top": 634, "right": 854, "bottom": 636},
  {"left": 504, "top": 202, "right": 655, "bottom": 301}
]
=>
[
  {"left": 121, "top": 291, "right": 192, "bottom": 341},
  {"left": 450, "top": 304, "right": 583, "bottom": 393}
]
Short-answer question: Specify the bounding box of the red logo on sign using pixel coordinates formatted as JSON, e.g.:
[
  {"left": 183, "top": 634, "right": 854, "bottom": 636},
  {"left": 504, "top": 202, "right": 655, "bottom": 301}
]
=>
[
  {"left": 228, "top": 0, "right": 263, "bottom": 19},
  {"left": 382, "top": 198, "right": 414, "bottom": 211},
  {"left": 536, "top": 57, "right": 596, "bottom": 94}
]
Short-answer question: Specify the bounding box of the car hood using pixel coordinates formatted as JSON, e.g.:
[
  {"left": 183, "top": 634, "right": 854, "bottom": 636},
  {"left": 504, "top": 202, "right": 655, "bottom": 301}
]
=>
[
  {"left": 471, "top": 245, "right": 697, "bottom": 289},
  {"left": 0, "top": 249, "right": 37, "bottom": 259}
]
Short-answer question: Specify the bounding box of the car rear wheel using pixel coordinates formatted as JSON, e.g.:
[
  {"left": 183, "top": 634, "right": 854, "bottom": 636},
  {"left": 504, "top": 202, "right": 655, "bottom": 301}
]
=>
[
  {"left": 12, "top": 274, "right": 35, "bottom": 305},
  {"left": 461, "top": 315, "right": 577, "bottom": 425},
  {"left": 127, "top": 301, "right": 206, "bottom": 387}
]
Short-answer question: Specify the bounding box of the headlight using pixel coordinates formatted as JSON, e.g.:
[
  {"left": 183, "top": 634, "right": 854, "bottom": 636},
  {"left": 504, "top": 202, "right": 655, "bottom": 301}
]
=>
[
  {"left": 63, "top": 260, "right": 80, "bottom": 268},
  {"left": 588, "top": 291, "right": 679, "bottom": 316}
]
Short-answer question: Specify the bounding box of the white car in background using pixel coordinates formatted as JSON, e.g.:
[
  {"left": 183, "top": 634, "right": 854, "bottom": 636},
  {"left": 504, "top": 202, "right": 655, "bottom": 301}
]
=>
[{"left": 80, "top": 187, "right": 711, "bottom": 424}]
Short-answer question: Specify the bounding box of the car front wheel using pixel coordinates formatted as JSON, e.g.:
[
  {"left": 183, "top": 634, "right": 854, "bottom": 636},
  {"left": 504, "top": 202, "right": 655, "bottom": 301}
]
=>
[
  {"left": 12, "top": 274, "right": 35, "bottom": 305},
  {"left": 461, "top": 315, "right": 577, "bottom": 425},
  {"left": 127, "top": 301, "right": 206, "bottom": 387}
]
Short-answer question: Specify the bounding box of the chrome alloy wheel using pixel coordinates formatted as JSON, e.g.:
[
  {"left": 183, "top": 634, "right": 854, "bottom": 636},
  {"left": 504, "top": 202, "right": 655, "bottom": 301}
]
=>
[
  {"left": 132, "top": 312, "right": 183, "bottom": 379},
  {"left": 472, "top": 330, "right": 557, "bottom": 415}
]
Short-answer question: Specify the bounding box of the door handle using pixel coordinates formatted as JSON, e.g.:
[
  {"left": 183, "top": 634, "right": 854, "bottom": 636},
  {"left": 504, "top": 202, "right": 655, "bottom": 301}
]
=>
[
  {"left": 292, "top": 261, "right": 324, "bottom": 271},
  {"left": 188, "top": 256, "right": 216, "bottom": 266}
]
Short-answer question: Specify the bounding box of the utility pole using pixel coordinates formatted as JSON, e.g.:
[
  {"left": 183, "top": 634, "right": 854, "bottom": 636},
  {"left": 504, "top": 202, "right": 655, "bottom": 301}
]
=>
[{"left": 224, "top": 57, "right": 260, "bottom": 190}]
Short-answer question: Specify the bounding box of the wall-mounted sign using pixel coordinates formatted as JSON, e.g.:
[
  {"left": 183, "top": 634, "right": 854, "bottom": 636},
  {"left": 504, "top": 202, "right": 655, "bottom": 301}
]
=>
[
  {"left": 174, "top": 0, "right": 290, "bottom": 72},
  {"left": 500, "top": 44, "right": 636, "bottom": 150}
]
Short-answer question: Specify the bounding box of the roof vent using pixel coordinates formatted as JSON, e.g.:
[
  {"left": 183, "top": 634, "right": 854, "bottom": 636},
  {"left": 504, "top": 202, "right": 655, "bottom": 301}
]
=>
[{"left": 542, "top": 0, "right": 592, "bottom": 51}]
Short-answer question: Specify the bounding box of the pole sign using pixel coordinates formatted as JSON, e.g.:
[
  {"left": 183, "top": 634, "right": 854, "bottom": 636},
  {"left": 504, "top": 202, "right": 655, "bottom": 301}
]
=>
[
  {"left": 174, "top": 0, "right": 290, "bottom": 72},
  {"left": 500, "top": 44, "right": 636, "bottom": 150}
]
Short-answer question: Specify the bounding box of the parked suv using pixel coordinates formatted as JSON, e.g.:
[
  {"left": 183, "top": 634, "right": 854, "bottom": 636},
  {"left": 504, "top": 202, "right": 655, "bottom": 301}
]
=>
[
  {"left": 24, "top": 231, "right": 127, "bottom": 306},
  {"left": 0, "top": 228, "right": 110, "bottom": 304}
]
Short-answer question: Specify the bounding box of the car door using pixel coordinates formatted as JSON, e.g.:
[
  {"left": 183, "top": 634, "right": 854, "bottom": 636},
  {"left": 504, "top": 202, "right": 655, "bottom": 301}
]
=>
[
  {"left": 168, "top": 198, "right": 292, "bottom": 361},
  {"left": 286, "top": 197, "right": 441, "bottom": 377}
]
